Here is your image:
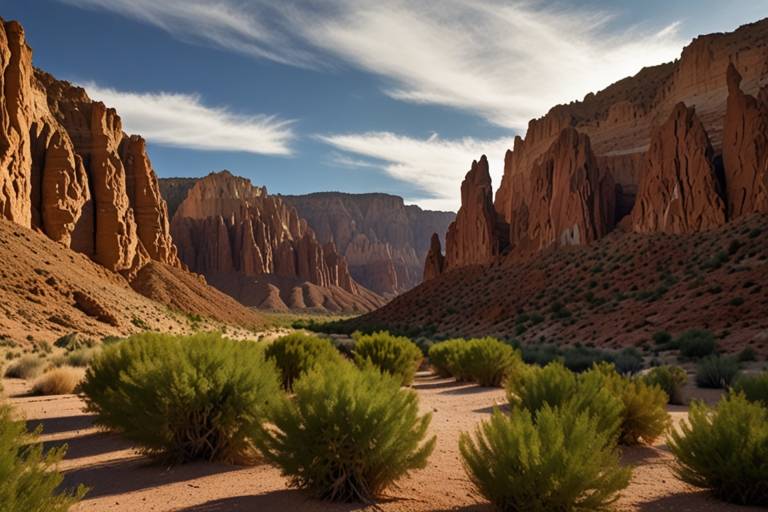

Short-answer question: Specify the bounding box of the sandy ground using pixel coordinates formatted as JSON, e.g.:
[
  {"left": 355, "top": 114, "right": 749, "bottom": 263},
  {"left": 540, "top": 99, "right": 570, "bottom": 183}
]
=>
[{"left": 3, "top": 376, "right": 762, "bottom": 512}]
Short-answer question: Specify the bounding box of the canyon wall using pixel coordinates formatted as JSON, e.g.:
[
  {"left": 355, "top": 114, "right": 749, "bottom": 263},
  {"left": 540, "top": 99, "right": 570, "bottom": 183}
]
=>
[{"left": 0, "top": 18, "right": 181, "bottom": 279}]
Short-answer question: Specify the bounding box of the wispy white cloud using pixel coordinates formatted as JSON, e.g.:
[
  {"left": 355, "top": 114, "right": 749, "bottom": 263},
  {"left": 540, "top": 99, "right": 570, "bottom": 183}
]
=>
[
  {"left": 82, "top": 83, "right": 295, "bottom": 155},
  {"left": 60, "top": 0, "right": 686, "bottom": 130},
  {"left": 318, "top": 132, "right": 515, "bottom": 211}
]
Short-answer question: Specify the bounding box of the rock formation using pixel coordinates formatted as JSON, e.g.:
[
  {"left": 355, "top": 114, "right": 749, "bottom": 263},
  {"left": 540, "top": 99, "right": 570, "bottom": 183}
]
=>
[
  {"left": 632, "top": 102, "right": 726, "bottom": 234},
  {"left": 279, "top": 192, "right": 454, "bottom": 296},
  {"left": 0, "top": 17, "right": 182, "bottom": 279},
  {"left": 422, "top": 233, "right": 444, "bottom": 282},
  {"left": 170, "top": 171, "right": 385, "bottom": 311},
  {"left": 722, "top": 63, "right": 768, "bottom": 218},
  {"left": 443, "top": 156, "right": 500, "bottom": 271},
  {"left": 501, "top": 128, "right": 614, "bottom": 253}
]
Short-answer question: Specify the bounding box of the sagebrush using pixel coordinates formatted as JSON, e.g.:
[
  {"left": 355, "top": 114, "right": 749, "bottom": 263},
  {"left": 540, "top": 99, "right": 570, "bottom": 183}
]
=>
[
  {"left": 265, "top": 332, "right": 341, "bottom": 391},
  {"left": 643, "top": 365, "right": 687, "bottom": 405},
  {"left": 667, "top": 393, "right": 768, "bottom": 507},
  {"left": 731, "top": 372, "right": 768, "bottom": 407},
  {"left": 695, "top": 355, "right": 740, "bottom": 389},
  {"left": 353, "top": 331, "right": 422, "bottom": 386},
  {"left": 255, "top": 363, "right": 435, "bottom": 503},
  {"left": 460, "top": 405, "right": 632, "bottom": 511},
  {"left": 80, "top": 332, "right": 281, "bottom": 464},
  {"left": 0, "top": 403, "right": 87, "bottom": 511}
]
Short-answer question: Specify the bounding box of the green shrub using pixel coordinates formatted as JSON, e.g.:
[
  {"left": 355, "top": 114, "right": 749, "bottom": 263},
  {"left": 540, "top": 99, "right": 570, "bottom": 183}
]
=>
[
  {"left": 0, "top": 403, "right": 87, "bottom": 511},
  {"left": 613, "top": 347, "right": 643, "bottom": 375},
  {"left": 732, "top": 372, "right": 768, "bottom": 407},
  {"left": 53, "top": 333, "right": 97, "bottom": 352},
  {"left": 652, "top": 330, "right": 672, "bottom": 345},
  {"left": 738, "top": 347, "right": 758, "bottom": 362},
  {"left": 265, "top": 332, "right": 342, "bottom": 391},
  {"left": 695, "top": 355, "right": 740, "bottom": 389},
  {"left": 459, "top": 405, "right": 632, "bottom": 512},
  {"left": 668, "top": 393, "right": 768, "bottom": 506},
  {"left": 508, "top": 361, "right": 577, "bottom": 412},
  {"left": 79, "top": 332, "right": 280, "bottom": 464},
  {"left": 428, "top": 339, "right": 469, "bottom": 379},
  {"left": 619, "top": 379, "right": 671, "bottom": 445},
  {"left": 643, "top": 365, "right": 687, "bottom": 405},
  {"left": 255, "top": 364, "right": 435, "bottom": 503},
  {"left": 353, "top": 331, "right": 422, "bottom": 386},
  {"left": 676, "top": 329, "right": 717, "bottom": 359},
  {"left": 64, "top": 348, "right": 99, "bottom": 368},
  {"left": 3, "top": 355, "right": 46, "bottom": 380},
  {"left": 462, "top": 337, "right": 521, "bottom": 387}
]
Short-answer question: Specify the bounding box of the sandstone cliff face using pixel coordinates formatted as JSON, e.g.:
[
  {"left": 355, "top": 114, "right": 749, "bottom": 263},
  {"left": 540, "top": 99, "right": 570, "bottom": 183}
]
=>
[
  {"left": 280, "top": 192, "right": 454, "bottom": 296},
  {"left": 444, "top": 156, "right": 499, "bottom": 271},
  {"left": 722, "top": 63, "right": 768, "bottom": 218},
  {"left": 170, "top": 171, "right": 383, "bottom": 311},
  {"left": 0, "top": 17, "right": 182, "bottom": 279},
  {"left": 632, "top": 102, "right": 726, "bottom": 234},
  {"left": 422, "top": 233, "right": 444, "bottom": 282},
  {"left": 502, "top": 128, "right": 614, "bottom": 253}
]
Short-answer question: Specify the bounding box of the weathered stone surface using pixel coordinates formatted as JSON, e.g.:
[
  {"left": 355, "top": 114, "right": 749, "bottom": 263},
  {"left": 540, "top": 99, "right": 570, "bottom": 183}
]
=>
[
  {"left": 119, "top": 135, "right": 182, "bottom": 268},
  {"left": 722, "top": 63, "right": 768, "bottom": 218},
  {"left": 170, "top": 172, "right": 376, "bottom": 309},
  {"left": 280, "top": 192, "right": 453, "bottom": 295},
  {"left": 422, "top": 233, "right": 445, "bottom": 282},
  {"left": 506, "top": 128, "right": 614, "bottom": 253},
  {"left": 632, "top": 102, "right": 726, "bottom": 234},
  {"left": 0, "top": 20, "right": 33, "bottom": 228},
  {"left": 444, "top": 156, "right": 499, "bottom": 271}
]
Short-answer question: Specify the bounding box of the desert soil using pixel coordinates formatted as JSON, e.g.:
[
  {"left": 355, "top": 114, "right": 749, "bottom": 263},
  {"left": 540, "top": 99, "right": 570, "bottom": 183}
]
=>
[{"left": 2, "top": 376, "right": 761, "bottom": 512}]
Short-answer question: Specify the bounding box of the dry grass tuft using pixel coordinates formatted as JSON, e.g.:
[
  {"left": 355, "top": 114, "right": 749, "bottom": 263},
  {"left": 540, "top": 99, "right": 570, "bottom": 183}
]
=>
[
  {"left": 31, "top": 366, "right": 86, "bottom": 395},
  {"left": 4, "top": 355, "right": 47, "bottom": 380}
]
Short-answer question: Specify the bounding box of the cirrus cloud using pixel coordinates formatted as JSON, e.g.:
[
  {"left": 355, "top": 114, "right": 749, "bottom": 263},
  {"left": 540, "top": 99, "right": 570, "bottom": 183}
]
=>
[{"left": 83, "top": 83, "right": 296, "bottom": 155}]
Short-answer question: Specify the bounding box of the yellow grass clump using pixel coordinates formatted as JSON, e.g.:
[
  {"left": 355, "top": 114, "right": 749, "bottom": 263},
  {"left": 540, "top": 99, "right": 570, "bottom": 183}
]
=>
[{"left": 31, "top": 366, "right": 86, "bottom": 395}]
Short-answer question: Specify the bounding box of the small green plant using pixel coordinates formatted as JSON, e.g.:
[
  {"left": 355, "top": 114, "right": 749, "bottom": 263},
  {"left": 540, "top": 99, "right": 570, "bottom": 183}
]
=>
[
  {"left": 738, "top": 347, "right": 758, "bottom": 362},
  {"left": 0, "top": 402, "right": 87, "bottom": 511},
  {"left": 652, "top": 330, "right": 672, "bottom": 345},
  {"left": 428, "top": 339, "right": 471, "bottom": 381},
  {"left": 53, "top": 332, "right": 97, "bottom": 352},
  {"left": 731, "top": 372, "right": 768, "bottom": 407},
  {"left": 353, "top": 331, "right": 422, "bottom": 386},
  {"left": 265, "top": 332, "right": 342, "bottom": 391},
  {"left": 695, "top": 355, "right": 740, "bottom": 389},
  {"left": 668, "top": 393, "right": 768, "bottom": 507},
  {"left": 459, "top": 405, "right": 631, "bottom": 512},
  {"left": 255, "top": 364, "right": 435, "bottom": 503},
  {"left": 643, "top": 365, "right": 687, "bottom": 405},
  {"left": 618, "top": 379, "right": 671, "bottom": 445},
  {"left": 462, "top": 337, "right": 522, "bottom": 387},
  {"left": 676, "top": 329, "right": 717, "bottom": 360},
  {"left": 80, "top": 332, "right": 280, "bottom": 464}
]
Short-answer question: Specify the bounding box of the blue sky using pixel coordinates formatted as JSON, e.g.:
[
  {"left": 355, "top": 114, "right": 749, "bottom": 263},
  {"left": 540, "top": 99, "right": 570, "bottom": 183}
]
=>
[{"left": 1, "top": 0, "right": 766, "bottom": 211}]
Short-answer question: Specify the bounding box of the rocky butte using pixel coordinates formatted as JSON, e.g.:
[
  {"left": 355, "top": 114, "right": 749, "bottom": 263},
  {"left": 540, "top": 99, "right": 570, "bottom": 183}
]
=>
[
  {"left": 170, "top": 171, "right": 386, "bottom": 312},
  {"left": 424, "top": 17, "right": 768, "bottom": 281}
]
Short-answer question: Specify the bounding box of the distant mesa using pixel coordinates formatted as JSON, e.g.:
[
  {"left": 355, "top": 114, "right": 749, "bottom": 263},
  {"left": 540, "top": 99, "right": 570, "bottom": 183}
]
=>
[{"left": 168, "top": 171, "right": 387, "bottom": 312}]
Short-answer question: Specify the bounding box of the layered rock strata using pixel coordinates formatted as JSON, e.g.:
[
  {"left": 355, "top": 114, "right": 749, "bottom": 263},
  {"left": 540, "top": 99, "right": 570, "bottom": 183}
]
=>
[{"left": 0, "top": 18, "right": 181, "bottom": 279}]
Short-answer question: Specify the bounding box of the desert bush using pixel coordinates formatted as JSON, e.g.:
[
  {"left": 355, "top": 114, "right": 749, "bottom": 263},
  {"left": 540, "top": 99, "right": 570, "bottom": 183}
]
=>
[
  {"left": 695, "top": 355, "right": 740, "bottom": 389},
  {"left": 613, "top": 347, "right": 644, "bottom": 375},
  {"left": 676, "top": 329, "right": 717, "bottom": 359},
  {"left": 508, "top": 361, "right": 577, "bottom": 412},
  {"left": 4, "top": 355, "right": 46, "bottom": 380},
  {"left": 53, "top": 332, "right": 97, "bottom": 352},
  {"left": 64, "top": 348, "right": 99, "bottom": 368},
  {"left": 31, "top": 367, "right": 85, "bottom": 396},
  {"left": 520, "top": 344, "right": 562, "bottom": 367},
  {"left": 653, "top": 330, "right": 672, "bottom": 345},
  {"left": 265, "top": 332, "right": 342, "bottom": 391},
  {"left": 459, "top": 405, "right": 632, "bottom": 512},
  {"left": 353, "top": 331, "right": 422, "bottom": 386},
  {"left": 255, "top": 363, "right": 435, "bottom": 503},
  {"left": 731, "top": 372, "right": 768, "bottom": 407},
  {"left": 643, "top": 365, "right": 687, "bottom": 405},
  {"left": 79, "top": 332, "right": 280, "bottom": 464},
  {"left": 738, "top": 347, "right": 758, "bottom": 362},
  {"left": 668, "top": 393, "right": 768, "bottom": 507},
  {"left": 561, "top": 345, "right": 613, "bottom": 373},
  {"left": 428, "top": 339, "right": 471, "bottom": 381},
  {"left": 618, "top": 379, "right": 671, "bottom": 445},
  {"left": 0, "top": 402, "right": 87, "bottom": 511},
  {"left": 463, "top": 337, "right": 521, "bottom": 387}
]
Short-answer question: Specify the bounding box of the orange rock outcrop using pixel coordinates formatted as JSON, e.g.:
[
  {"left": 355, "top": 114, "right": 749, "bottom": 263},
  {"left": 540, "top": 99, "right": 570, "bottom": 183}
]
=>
[
  {"left": 0, "top": 17, "right": 182, "bottom": 278},
  {"left": 631, "top": 102, "right": 726, "bottom": 234},
  {"left": 722, "top": 63, "right": 768, "bottom": 218},
  {"left": 422, "top": 233, "right": 445, "bottom": 282}
]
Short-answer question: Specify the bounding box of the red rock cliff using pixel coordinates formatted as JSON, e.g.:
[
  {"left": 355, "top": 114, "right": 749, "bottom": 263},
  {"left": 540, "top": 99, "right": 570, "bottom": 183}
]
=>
[{"left": 631, "top": 102, "right": 726, "bottom": 234}]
